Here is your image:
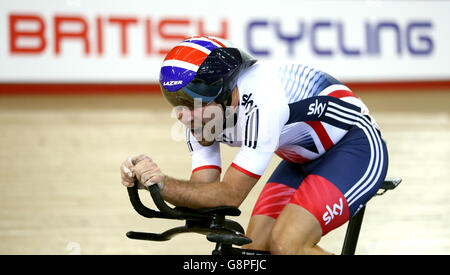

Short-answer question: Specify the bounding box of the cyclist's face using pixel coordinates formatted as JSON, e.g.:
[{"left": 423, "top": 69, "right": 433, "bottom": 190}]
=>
[{"left": 175, "top": 101, "right": 224, "bottom": 142}]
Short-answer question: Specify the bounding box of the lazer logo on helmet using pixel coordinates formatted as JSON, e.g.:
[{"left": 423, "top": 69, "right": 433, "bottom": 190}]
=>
[
  {"left": 163, "top": 80, "right": 183, "bottom": 86},
  {"left": 159, "top": 36, "right": 257, "bottom": 108}
]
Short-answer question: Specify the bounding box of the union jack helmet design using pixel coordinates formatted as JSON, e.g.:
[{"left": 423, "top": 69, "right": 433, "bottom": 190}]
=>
[{"left": 159, "top": 36, "right": 256, "bottom": 108}]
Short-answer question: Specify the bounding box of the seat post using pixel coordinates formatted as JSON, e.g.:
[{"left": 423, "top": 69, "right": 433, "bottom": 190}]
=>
[{"left": 341, "top": 206, "right": 366, "bottom": 255}]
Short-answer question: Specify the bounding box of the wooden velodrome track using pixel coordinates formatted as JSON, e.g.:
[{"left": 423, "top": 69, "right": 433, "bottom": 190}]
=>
[{"left": 0, "top": 90, "right": 448, "bottom": 255}]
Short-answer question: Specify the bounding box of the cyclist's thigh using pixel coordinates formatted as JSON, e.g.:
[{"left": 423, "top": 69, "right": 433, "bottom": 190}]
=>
[
  {"left": 246, "top": 161, "right": 307, "bottom": 249},
  {"left": 251, "top": 160, "right": 307, "bottom": 219}
]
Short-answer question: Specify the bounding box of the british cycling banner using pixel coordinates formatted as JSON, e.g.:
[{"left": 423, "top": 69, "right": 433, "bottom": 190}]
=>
[{"left": 0, "top": 0, "right": 449, "bottom": 84}]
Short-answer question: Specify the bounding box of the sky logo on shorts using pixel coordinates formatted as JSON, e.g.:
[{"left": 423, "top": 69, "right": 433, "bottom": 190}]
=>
[{"left": 322, "top": 197, "right": 344, "bottom": 226}]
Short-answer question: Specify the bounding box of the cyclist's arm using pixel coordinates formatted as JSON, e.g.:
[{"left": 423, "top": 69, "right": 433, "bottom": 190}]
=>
[
  {"left": 190, "top": 167, "right": 220, "bottom": 184},
  {"left": 160, "top": 165, "right": 258, "bottom": 209}
]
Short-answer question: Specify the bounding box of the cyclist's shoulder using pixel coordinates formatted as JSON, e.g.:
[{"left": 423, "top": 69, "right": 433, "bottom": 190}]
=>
[
  {"left": 234, "top": 64, "right": 289, "bottom": 129},
  {"left": 237, "top": 61, "right": 282, "bottom": 85},
  {"left": 237, "top": 63, "right": 287, "bottom": 101}
]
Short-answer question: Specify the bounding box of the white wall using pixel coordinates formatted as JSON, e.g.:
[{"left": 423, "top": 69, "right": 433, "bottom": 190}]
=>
[{"left": 0, "top": 0, "right": 448, "bottom": 83}]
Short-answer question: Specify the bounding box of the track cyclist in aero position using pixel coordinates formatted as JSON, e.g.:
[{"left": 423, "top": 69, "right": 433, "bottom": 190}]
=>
[{"left": 120, "top": 36, "right": 389, "bottom": 255}]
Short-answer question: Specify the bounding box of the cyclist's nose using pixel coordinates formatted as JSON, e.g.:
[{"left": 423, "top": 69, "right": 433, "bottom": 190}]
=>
[
  {"left": 175, "top": 107, "right": 192, "bottom": 126},
  {"left": 175, "top": 107, "right": 203, "bottom": 128}
]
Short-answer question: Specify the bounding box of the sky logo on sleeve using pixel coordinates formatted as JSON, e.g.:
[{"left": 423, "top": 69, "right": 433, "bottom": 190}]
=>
[{"left": 307, "top": 98, "right": 327, "bottom": 117}]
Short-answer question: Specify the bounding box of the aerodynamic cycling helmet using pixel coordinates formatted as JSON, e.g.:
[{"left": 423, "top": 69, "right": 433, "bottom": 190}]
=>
[{"left": 159, "top": 36, "right": 257, "bottom": 109}]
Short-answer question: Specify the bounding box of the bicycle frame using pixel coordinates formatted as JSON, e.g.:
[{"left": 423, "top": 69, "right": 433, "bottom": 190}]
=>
[{"left": 126, "top": 177, "right": 401, "bottom": 255}]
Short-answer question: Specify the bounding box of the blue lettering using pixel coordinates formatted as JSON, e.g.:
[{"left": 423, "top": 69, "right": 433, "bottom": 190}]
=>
[
  {"left": 245, "top": 19, "right": 433, "bottom": 58},
  {"left": 337, "top": 22, "right": 361, "bottom": 56},
  {"left": 406, "top": 22, "right": 433, "bottom": 55},
  {"left": 246, "top": 20, "right": 270, "bottom": 56},
  {"left": 311, "top": 21, "right": 333, "bottom": 56},
  {"left": 372, "top": 21, "right": 402, "bottom": 55},
  {"left": 365, "top": 22, "right": 376, "bottom": 55},
  {"left": 274, "top": 22, "right": 305, "bottom": 56}
]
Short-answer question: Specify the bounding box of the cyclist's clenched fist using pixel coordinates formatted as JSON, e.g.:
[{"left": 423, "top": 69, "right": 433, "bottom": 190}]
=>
[{"left": 120, "top": 154, "right": 165, "bottom": 190}]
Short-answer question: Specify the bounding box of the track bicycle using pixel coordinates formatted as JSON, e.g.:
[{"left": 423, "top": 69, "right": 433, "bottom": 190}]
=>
[{"left": 125, "top": 177, "right": 401, "bottom": 255}]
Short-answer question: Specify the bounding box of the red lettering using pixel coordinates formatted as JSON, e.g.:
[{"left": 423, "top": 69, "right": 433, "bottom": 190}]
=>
[
  {"left": 198, "top": 18, "right": 228, "bottom": 39},
  {"left": 8, "top": 13, "right": 230, "bottom": 57},
  {"left": 108, "top": 17, "right": 138, "bottom": 56},
  {"left": 9, "top": 14, "right": 46, "bottom": 54},
  {"left": 158, "top": 19, "right": 190, "bottom": 55},
  {"left": 145, "top": 18, "right": 152, "bottom": 56},
  {"left": 96, "top": 16, "right": 103, "bottom": 55},
  {"left": 54, "top": 15, "right": 90, "bottom": 55}
]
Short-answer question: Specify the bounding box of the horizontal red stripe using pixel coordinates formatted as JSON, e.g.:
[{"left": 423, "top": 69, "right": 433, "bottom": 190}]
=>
[
  {"left": 0, "top": 83, "right": 161, "bottom": 95},
  {"left": 164, "top": 45, "right": 208, "bottom": 66},
  {"left": 206, "top": 36, "right": 226, "bottom": 47},
  {"left": 344, "top": 80, "right": 450, "bottom": 91},
  {"left": 231, "top": 163, "right": 261, "bottom": 180},
  {"left": 0, "top": 80, "right": 449, "bottom": 95},
  {"left": 328, "top": 90, "right": 357, "bottom": 98},
  {"left": 192, "top": 165, "right": 221, "bottom": 174}
]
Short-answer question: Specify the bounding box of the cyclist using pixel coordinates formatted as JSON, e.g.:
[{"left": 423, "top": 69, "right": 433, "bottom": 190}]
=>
[{"left": 120, "top": 36, "right": 389, "bottom": 255}]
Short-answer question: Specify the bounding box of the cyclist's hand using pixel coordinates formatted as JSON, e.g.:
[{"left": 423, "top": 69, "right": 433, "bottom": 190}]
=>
[
  {"left": 120, "top": 154, "right": 152, "bottom": 188},
  {"left": 133, "top": 155, "right": 165, "bottom": 189}
]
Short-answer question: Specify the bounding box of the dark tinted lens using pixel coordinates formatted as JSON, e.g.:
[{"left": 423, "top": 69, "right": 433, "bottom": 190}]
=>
[{"left": 182, "top": 79, "right": 223, "bottom": 105}]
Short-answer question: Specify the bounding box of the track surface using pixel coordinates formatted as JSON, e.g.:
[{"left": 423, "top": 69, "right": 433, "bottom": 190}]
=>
[{"left": 0, "top": 91, "right": 448, "bottom": 254}]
